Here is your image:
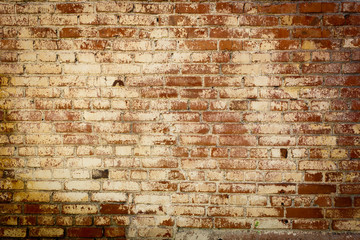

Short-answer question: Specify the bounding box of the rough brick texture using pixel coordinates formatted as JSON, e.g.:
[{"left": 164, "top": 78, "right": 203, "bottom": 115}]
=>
[{"left": 0, "top": 0, "right": 359, "bottom": 239}]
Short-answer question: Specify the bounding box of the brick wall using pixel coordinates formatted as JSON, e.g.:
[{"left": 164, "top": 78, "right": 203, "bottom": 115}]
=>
[{"left": 0, "top": 0, "right": 360, "bottom": 239}]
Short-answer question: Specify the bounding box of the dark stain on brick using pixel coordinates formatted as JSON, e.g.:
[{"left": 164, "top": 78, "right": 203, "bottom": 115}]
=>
[
  {"left": 112, "top": 79, "right": 124, "bottom": 86},
  {"left": 92, "top": 169, "right": 109, "bottom": 179},
  {"left": 280, "top": 148, "right": 288, "bottom": 158},
  {"left": 3, "top": 170, "right": 15, "bottom": 178}
]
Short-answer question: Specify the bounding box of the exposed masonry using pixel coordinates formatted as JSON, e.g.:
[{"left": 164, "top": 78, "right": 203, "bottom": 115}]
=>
[{"left": 0, "top": 0, "right": 360, "bottom": 239}]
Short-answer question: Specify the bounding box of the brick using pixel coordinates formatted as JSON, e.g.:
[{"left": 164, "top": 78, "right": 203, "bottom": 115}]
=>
[
  {"left": 298, "top": 184, "right": 336, "bottom": 194},
  {"left": 29, "top": 227, "right": 64, "bottom": 237},
  {"left": 0, "top": 227, "right": 27, "bottom": 237},
  {"left": 179, "top": 40, "right": 217, "bottom": 51},
  {"left": 24, "top": 204, "right": 59, "bottom": 214},
  {"left": 286, "top": 208, "right": 324, "bottom": 218},
  {"left": 177, "top": 217, "right": 212, "bottom": 228},
  {"left": 293, "top": 220, "right": 329, "bottom": 230},
  {"left": 219, "top": 183, "right": 256, "bottom": 193},
  {"left": 63, "top": 205, "right": 97, "bottom": 214},
  {"left": 91, "top": 193, "right": 127, "bottom": 202},
  {"left": 67, "top": 227, "right": 103, "bottom": 238},
  {"left": 219, "top": 136, "right": 257, "bottom": 146},
  {"left": 247, "top": 207, "right": 284, "bottom": 217},
  {"left": 175, "top": 3, "right": 210, "bottom": 14},
  {"left": 258, "top": 184, "right": 296, "bottom": 194},
  {"left": 300, "top": 2, "right": 338, "bottom": 13}
]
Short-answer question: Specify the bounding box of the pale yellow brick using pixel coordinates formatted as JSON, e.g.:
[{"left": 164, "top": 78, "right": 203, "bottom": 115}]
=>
[
  {"left": 0, "top": 179, "right": 24, "bottom": 190},
  {"left": 27, "top": 181, "right": 62, "bottom": 190},
  {"left": 255, "top": 219, "right": 291, "bottom": 229},
  {"left": 102, "top": 64, "right": 141, "bottom": 74},
  {"left": 249, "top": 195, "right": 267, "bottom": 206},
  {"left": 133, "top": 216, "right": 156, "bottom": 226},
  {"left": 0, "top": 136, "right": 9, "bottom": 144},
  {"left": 344, "top": 38, "right": 359, "bottom": 48},
  {"left": 207, "top": 170, "right": 223, "bottom": 181},
  {"left": 250, "top": 101, "right": 269, "bottom": 111},
  {"left": 26, "top": 64, "right": 61, "bottom": 74},
  {"left": 62, "top": 205, "right": 97, "bottom": 214},
  {"left": 92, "top": 99, "right": 110, "bottom": 109},
  {"left": 103, "top": 181, "right": 140, "bottom": 191},
  {"left": 58, "top": 52, "right": 76, "bottom": 63},
  {"left": 228, "top": 195, "right": 247, "bottom": 205},
  {"left": 76, "top": 146, "right": 94, "bottom": 155},
  {"left": 138, "top": 227, "right": 172, "bottom": 238},
  {"left": 95, "top": 146, "right": 113, "bottom": 155},
  {"left": 91, "top": 192, "right": 127, "bottom": 202},
  {"left": 135, "top": 53, "right": 153, "bottom": 63},
  {"left": 84, "top": 111, "right": 121, "bottom": 121},
  {"left": 38, "top": 147, "right": 53, "bottom": 156},
  {"left": 115, "top": 146, "right": 132, "bottom": 156},
  {"left": 135, "top": 194, "right": 170, "bottom": 205},
  {"left": 64, "top": 64, "right": 101, "bottom": 74},
  {"left": 131, "top": 170, "right": 147, "bottom": 180},
  {"left": 109, "top": 170, "right": 128, "bottom": 180},
  {"left": 53, "top": 169, "right": 71, "bottom": 179},
  {"left": 67, "top": 158, "right": 102, "bottom": 168},
  {"left": 292, "top": 148, "right": 307, "bottom": 158},
  {"left": 72, "top": 170, "right": 90, "bottom": 179},
  {"left": 232, "top": 52, "right": 251, "bottom": 63},
  {"left": 134, "top": 146, "right": 151, "bottom": 156},
  {"left": 13, "top": 192, "right": 50, "bottom": 202},
  {"left": 19, "top": 52, "right": 37, "bottom": 62},
  {"left": 26, "top": 135, "right": 62, "bottom": 145},
  {"left": 265, "top": 172, "right": 282, "bottom": 182},
  {"left": 73, "top": 99, "right": 90, "bottom": 109},
  {"left": 18, "top": 147, "right": 36, "bottom": 156},
  {"left": 153, "top": 52, "right": 170, "bottom": 63},
  {"left": 149, "top": 170, "right": 167, "bottom": 180},
  {"left": 53, "top": 192, "right": 88, "bottom": 202},
  {"left": 65, "top": 181, "right": 100, "bottom": 190},
  {"left": 33, "top": 170, "right": 52, "bottom": 179},
  {"left": 258, "top": 184, "right": 296, "bottom": 194},
  {"left": 331, "top": 149, "right": 347, "bottom": 159},
  {"left": 151, "top": 146, "right": 171, "bottom": 156},
  {"left": 55, "top": 146, "right": 74, "bottom": 156},
  {"left": 1, "top": 228, "right": 26, "bottom": 237},
  {"left": 0, "top": 147, "right": 15, "bottom": 156},
  {"left": 299, "top": 160, "right": 337, "bottom": 170},
  {"left": 77, "top": 52, "right": 96, "bottom": 63},
  {"left": 283, "top": 172, "right": 302, "bottom": 182},
  {"left": 38, "top": 52, "right": 57, "bottom": 62}
]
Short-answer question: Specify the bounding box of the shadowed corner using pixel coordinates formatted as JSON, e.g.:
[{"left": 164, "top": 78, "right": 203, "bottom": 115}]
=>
[{"left": 0, "top": 73, "right": 24, "bottom": 207}]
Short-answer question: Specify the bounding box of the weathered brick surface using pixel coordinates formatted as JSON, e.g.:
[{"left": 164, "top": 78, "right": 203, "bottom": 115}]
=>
[{"left": 0, "top": 0, "right": 359, "bottom": 239}]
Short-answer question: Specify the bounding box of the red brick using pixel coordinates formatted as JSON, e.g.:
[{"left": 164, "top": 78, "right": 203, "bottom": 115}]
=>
[
  {"left": 300, "top": 2, "right": 338, "bottom": 13},
  {"left": 100, "top": 204, "right": 129, "bottom": 214},
  {"left": 293, "top": 220, "right": 329, "bottom": 230},
  {"left": 286, "top": 208, "right": 324, "bottom": 218},
  {"left": 210, "top": 27, "right": 248, "bottom": 38},
  {"left": 175, "top": 3, "right": 210, "bottom": 14},
  {"left": 219, "top": 40, "right": 243, "bottom": 51},
  {"left": 216, "top": 2, "right": 244, "bottom": 13},
  {"left": 67, "top": 227, "right": 103, "bottom": 238},
  {"left": 298, "top": 184, "right": 336, "bottom": 194},
  {"left": 165, "top": 77, "right": 202, "bottom": 87},
  {"left": 56, "top": 3, "right": 93, "bottom": 13},
  {"left": 24, "top": 204, "right": 59, "bottom": 214}
]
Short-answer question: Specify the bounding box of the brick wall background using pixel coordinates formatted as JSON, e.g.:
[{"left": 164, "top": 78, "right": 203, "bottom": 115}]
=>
[{"left": 0, "top": 0, "right": 360, "bottom": 239}]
